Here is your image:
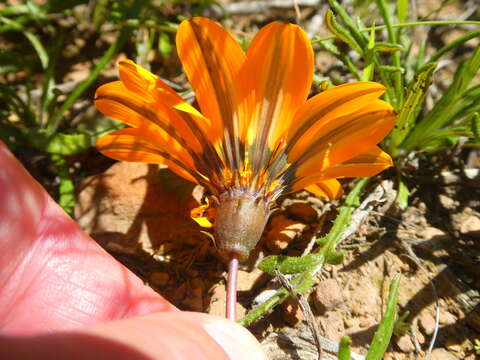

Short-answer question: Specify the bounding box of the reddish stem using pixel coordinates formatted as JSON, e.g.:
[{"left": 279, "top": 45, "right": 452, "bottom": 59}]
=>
[{"left": 226, "top": 252, "right": 239, "bottom": 321}]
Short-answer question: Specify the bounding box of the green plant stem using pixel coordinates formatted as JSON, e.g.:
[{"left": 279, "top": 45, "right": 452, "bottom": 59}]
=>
[
  {"left": 239, "top": 178, "right": 370, "bottom": 326},
  {"left": 46, "top": 0, "right": 147, "bottom": 135},
  {"left": 312, "top": 20, "right": 480, "bottom": 43},
  {"left": 376, "top": 0, "right": 403, "bottom": 108}
]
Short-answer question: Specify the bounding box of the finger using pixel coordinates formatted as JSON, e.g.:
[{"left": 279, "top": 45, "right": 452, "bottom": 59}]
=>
[
  {"left": 1, "top": 312, "right": 266, "bottom": 360},
  {"left": 0, "top": 142, "right": 175, "bottom": 335}
]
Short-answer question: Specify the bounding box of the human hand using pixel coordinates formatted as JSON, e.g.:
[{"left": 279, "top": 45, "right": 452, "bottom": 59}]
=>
[{"left": 0, "top": 142, "right": 265, "bottom": 359}]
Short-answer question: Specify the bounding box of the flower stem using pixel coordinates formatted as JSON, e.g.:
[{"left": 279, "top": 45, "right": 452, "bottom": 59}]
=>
[{"left": 226, "top": 252, "right": 239, "bottom": 321}]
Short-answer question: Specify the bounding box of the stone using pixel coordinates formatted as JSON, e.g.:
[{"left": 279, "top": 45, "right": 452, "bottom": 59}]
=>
[
  {"left": 75, "top": 162, "right": 198, "bottom": 254},
  {"left": 419, "top": 311, "right": 436, "bottom": 335},
  {"left": 265, "top": 215, "right": 306, "bottom": 252},
  {"left": 207, "top": 284, "right": 246, "bottom": 319},
  {"left": 438, "top": 311, "right": 456, "bottom": 326},
  {"left": 438, "top": 194, "right": 455, "bottom": 209},
  {"left": 358, "top": 317, "right": 373, "bottom": 328},
  {"left": 429, "top": 348, "right": 457, "bottom": 360},
  {"left": 286, "top": 202, "right": 318, "bottom": 223},
  {"left": 281, "top": 297, "right": 303, "bottom": 326},
  {"left": 313, "top": 279, "right": 342, "bottom": 313},
  {"left": 420, "top": 227, "right": 449, "bottom": 242},
  {"left": 237, "top": 268, "right": 267, "bottom": 292},
  {"left": 395, "top": 334, "right": 415, "bottom": 353},
  {"left": 459, "top": 215, "right": 480, "bottom": 238}
]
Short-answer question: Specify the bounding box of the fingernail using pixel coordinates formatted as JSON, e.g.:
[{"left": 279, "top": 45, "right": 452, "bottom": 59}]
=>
[{"left": 203, "top": 319, "right": 267, "bottom": 360}]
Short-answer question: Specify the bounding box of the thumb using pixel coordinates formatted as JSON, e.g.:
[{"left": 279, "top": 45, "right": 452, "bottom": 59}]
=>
[{"left": 1, "top": 312, "right": 266, "bottom": 360}]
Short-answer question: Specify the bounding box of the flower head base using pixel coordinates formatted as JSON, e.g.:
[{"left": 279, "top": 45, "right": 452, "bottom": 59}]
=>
[{"left": 95, "top": 17, "right": 396, "bottom": 260}]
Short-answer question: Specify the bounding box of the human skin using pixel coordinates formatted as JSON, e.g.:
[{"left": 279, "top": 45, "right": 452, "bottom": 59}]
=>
[{"left": 0, "top": 142, "right": 265, "bottom": 359}]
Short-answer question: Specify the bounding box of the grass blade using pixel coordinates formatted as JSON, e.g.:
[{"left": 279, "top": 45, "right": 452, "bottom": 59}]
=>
[
  {"left": 389, "top": 62, "right": 437, "bottom": 156},
  {"left": 365, "top": 274, "right": 401, "bottom": 360}
]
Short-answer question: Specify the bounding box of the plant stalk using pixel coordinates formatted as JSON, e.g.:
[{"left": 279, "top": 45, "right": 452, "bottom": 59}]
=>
[{"left": 226, "top": 252, "right": 239, "bottom": 321}]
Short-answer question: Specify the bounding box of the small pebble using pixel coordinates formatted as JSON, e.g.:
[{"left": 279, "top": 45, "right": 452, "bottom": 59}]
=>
[{"left": 313, "top": 279, "right": 342, "bottom": 314}]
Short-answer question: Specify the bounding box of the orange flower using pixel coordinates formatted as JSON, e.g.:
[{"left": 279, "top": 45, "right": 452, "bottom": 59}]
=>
[{"left": 94, "top": 17, "right": 395, "bottom": 260}]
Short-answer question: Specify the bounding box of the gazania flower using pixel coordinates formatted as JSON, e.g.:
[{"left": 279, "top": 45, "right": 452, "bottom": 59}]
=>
[{"left": 94, "top": 17, "right": 395, "bottom": 294}]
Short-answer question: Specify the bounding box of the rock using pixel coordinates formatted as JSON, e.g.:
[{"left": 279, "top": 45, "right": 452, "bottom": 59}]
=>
[
  {"left": 358, "top": 317, "right": 373, "bottom": 328},
  {"left": 419, "top": 311, "right": 436, "bottom": 335},
  {"left": 313, "top": 279, "right": 342, "bottom": 313},
  {"left": 438, "top": 311, "right": 456, "bottom": 326},
  {"left": 395, "top": 334, "right": 415, "bottom": 353},
  {"left": 286, "top": 202, "right": 318, "bottom": 223},
  {"left": 237, "top": 268, "right": 266, "bottom": 292},
  {"left": 444, "top": 340, "right": 462, "bottom": 353},
  {"left": 459, "top": 215, "right": 480, "bottom": 238},
  {"left": 281, "top": 297, "right": 303, "bottom": 326},
  {"left": 75, "top": 162, "right": 198, "bottom": 253},
  {"left": 343, "top": 318, "right": 355, "bottom": 329},
  {"left": 429, "top": 348, "right": 457, "bottom": 360},
  {"left": 265, "top": 215, "right": 306, "bottom": 252},
  {"left": 438, "top": 194, "right": 455, "bottom": 209},
  {"left": 150, "top": 272, "right": 169, "bottom": 287},
  {"left": 420, "top": 227, "right": 449, "bottom": 242},
  {"left": 208, "top": 284, "right": 246, "bottom": 318}
]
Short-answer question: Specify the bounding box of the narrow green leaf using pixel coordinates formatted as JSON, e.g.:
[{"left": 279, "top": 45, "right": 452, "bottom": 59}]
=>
[
  {"left": 259, "top": 254, "right": 324, "bottom": 276},
  {"left": 429, "top": 29, "right": 480, "bottom": 63},
  {"left": 365, "top": 274, "right": 401, "bottom": 360},
  {"left": 158, "top": 31, "right": 173, "bottom": 59},
  {"left": 395, "top": 177, "right": 409, "bottom": 210},
  {"left": 378, "top": 65, "right": 405, "bottom": 74},
  {"left": 338, "top": 336, "right": 352, "bottom": 360},
  {"left": 327, "top": 0, "right": 367, "bottom": 48},
  {"left": 390, "top": 62, "right": 436, "bottom": 154},
  {"left": 397, "top": 0, "right": 408, "bottom": 23},
  {"left": 376, "top": 0, "right": 404, "bottom": 107},
  {"left": 324, "top": 9, "right": 362, "bottom": 53},
  {"left": 46, "top": 0, "right": 147, "bottom": 135},
  {"left": 403, "top": 46, "right": 480, "bottom": 150},
  {"left": 51, "top": 154, "right": 75, "bottom": 216},
  {"left": 373, "top": 42, "right": 403, "bottom": 52},
  {"left": 472, "top": 113, "right": 480, "bottom": 141},
  {"left": 362, "top": 23, "right": 376, "bottom": 81}
]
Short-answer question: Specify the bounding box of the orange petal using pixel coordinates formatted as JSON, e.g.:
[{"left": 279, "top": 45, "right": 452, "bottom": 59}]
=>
[
  {"left": 291, "top": 147, "right": 392, "bottom": 192},
  {"left": 287, "top": 82, "right": 388, "bottom": 161},
  {"left": 96, "top": 128, "right": 199, "bottom": 184},
  {"left": 95, "top": 81, "right": 207, "bottom": 156},
  {"left": 320, "top": 146, "right": 393, "bottom": 179},
  {"left": 291, "top": 99, "right": 396, "bottom": 179},
  {"left": 244, "top": 22, "right": 314, "bottom": 171},
  {"left": 304, "top": 179, "right": 343, "bottom": 200},
  {"left": 176, "top": 17, "right": 246, "bottom": 146}
]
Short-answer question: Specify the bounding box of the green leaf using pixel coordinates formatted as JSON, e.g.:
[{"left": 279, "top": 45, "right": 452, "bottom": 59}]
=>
[
  {"left": 158, "top": 31, "right": 173, "bottom": 59},
  {"left": 378, "top": 65, "right": 405, "bottom": 74},
  {"left": 362, "top": 23, "right": 376, "bottom": 81},
  {"left": 338, "top": 336, "right": 352, "bottom": 360},
  {"left": 389, "top": 62, "right": 437, "bottom": 155},
  {"left": 325, "top": 249, "right": 344, "bottom": 265},
  {"left": 373, "top": 42, "right": 403, "bottom": 52},
  {"left": 366, "top": 274, "right": 401, "bottom": 360},
  {"left": 472, "top": 113, "right": 480, "bottom": 141},
  {"left": 327, "top": 0, "right": 367, "bottom": 49},
  {"left": 324, "top": 9, "right": 362, "bottom": 53},
  {"left": 51, "top": 154, "right": 75, "bottom": 216},
  {"left": 259, "top": 254, "right": 324, "bottom": 276},
  {"left": 397, "top": 0, "right": 408, "bottom": 23},
  {"left": 403, "top": 46, "right": 480, "bottom": 150},
  {"left": 27, "top": 131, "right": 92, "bottom": 155},
  {"left": 395, "top": 177, "right": 409, "bottom": 210}
]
